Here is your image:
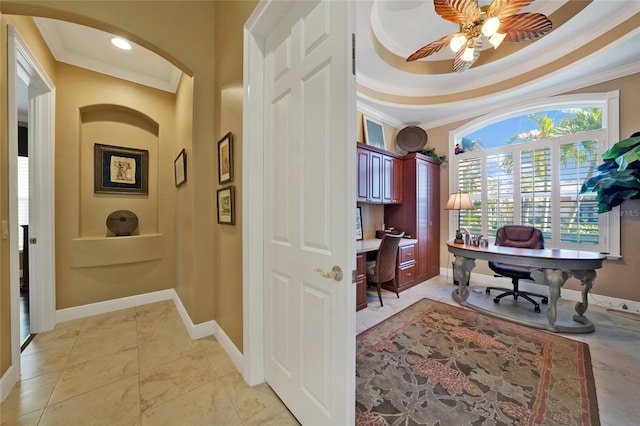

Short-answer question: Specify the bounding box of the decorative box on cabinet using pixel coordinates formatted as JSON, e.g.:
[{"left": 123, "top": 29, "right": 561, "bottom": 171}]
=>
[
  {"left": 384, "top": 153, "right": 440, "bottom": 286},
  {"left": 356, "top": 253, "right": 367, "bottom": 311},
  {"left": 357, "top": 143, "right": 402, "bottom": 204}
]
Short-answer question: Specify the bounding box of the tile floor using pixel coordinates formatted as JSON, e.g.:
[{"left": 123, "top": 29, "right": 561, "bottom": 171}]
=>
[
  {"left": 357, "top": 274, "right": 640, "bottom": 426},
  {"left": 3, "top": 276, "right": 638, "bottom": 425},
  {"left": 0, "top": 300, "right": 299, "bottom": 426}
]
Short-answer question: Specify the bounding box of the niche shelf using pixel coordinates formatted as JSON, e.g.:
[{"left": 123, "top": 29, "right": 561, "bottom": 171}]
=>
[{"left": 70, "top": 233, "right": 163, "bottom": 267}]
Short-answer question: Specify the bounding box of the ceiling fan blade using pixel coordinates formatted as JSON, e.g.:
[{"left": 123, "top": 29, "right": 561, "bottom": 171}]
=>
[
  {"left": 500, "top": 13, "right": 552, "bottom": 42},
  {"left": 486, "top": 0, "right": 536, "bottom": 19},
  {"left": 407, "top": 33, "right": 456, "bottom": 62},
  {"left": 434, "top": 0, "right": 481, "bottom": 24},
  {"left": 453, "top": 38, "right": 482, "bottom": 73}
]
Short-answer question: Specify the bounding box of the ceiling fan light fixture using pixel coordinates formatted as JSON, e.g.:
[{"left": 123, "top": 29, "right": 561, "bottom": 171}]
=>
[
  {"left": 489, "top": 32, "right": 506, "bottom": 48},
  {"left": 481, "top": 17, "right": 500, "bottom": 37},
  {"left": 460, "top": 45, "right": 475, "bottom": 62},
  {"left": 450, "top": 34, "right": 467, "bottom": 53}
]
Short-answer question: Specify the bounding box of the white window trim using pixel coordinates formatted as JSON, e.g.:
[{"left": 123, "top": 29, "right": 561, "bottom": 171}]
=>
[{"left": 448, "top": 91, "right": 621, "bottom": 258}]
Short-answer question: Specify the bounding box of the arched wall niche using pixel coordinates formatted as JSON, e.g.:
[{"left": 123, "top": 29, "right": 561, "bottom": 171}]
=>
[
  {"left": 78, "top": 103, "right": 159, "bottom": 239},
  {"left": 80, "top": 104, "right": 159, "bottom": 136}
]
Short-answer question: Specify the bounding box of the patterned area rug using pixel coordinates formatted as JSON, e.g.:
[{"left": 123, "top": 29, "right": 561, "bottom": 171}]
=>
[{"left": 356, "top": 298, "right": 599, "bottom": 425}]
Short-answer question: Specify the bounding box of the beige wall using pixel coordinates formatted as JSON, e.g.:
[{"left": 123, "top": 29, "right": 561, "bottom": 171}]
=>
[
  {"left": 212, "top": 1, "right": 257, "bottom": 351},
  {"left": 55, "top": 63, "right": 177, "bottom": 308},
  {"left": 1, "top": 1, "right": 257, "bottom": 378},
  {"left": 430, "top": 73, "right": 640, "bottom": 303}
]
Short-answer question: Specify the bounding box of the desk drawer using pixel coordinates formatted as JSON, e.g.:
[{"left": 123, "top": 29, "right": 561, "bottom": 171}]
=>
[
  {"left": 397, "top": 263, "right": 415, "bottom": 286},
  {"left": 398, "top": 244, "right": 415, "bottom": 265}
]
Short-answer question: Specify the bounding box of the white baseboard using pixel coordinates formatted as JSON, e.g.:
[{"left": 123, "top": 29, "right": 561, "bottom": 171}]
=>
[
  {"left": 440, "top": 267, "right": 640, "bottom": 313},
  {"left": 56, "top": 289, "right": 175, "bottom": 323},
  {"left": 54, "top": 289, "right": 245, "bottom": 376},
  {"left": 0, "top": 365, "right": 18, "bottom": 402}
]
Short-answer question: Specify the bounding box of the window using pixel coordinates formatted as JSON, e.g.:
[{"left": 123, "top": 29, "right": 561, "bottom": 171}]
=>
[{"left": 450, "top": 92, "right": 620, "bottom": 256}]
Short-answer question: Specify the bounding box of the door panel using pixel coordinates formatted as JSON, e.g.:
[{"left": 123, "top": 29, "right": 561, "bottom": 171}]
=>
[{"left": 262, "top": 1, "right": 355, "bottom": 424}]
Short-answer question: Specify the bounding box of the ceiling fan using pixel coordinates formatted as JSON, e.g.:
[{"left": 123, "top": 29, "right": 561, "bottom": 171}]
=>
[{"left": 407, "top": 0, "right": 553, "bottom": 72}]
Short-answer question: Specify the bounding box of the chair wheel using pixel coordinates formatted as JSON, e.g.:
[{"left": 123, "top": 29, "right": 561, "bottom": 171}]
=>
[
  {"left": 541, "top": 298, "right": 549, "bottom": 304},
  {"left": 485, "top": 288, "right": 491, "bottom": 295},
  {"left": 534, "top": 306, "right": 541, "bottom": 313},
  {"left": 493, "top": 298, "right": 500, "bottom": 304}
]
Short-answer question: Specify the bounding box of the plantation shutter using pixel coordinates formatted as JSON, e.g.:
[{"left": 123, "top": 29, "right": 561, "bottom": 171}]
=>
[
  {"left": 458, "top": 157, "right": 482, "bottom": 234},
  {"left": 559, "top": 140, "right": 599, "bottom": 245},
  {"left": 521, "top": 147, "right": 552, "bottom": 238},
  {"left": 486, "top": 152, "right": 514, "bottom": 238}
]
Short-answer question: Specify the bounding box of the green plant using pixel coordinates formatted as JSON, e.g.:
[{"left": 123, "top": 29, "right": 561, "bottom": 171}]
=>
[
  {"left": 414, "top": 147, "right": 447, "bottom": 164},
  {"left": 580, "top": 135, "right": 640, "bottom": 213}
]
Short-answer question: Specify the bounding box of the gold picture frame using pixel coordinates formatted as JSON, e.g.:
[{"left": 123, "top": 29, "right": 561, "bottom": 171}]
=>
[{"left": 217, "top": 186, "right": 235, "bottom": 225}]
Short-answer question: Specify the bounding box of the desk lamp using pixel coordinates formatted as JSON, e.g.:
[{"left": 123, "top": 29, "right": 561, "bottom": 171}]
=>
[{"left": 445, "top": 190, "right": 474, "bottom": 244}]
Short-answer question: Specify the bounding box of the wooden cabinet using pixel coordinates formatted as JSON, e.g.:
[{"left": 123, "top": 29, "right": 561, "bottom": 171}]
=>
[
  {"left": 357, "top": 143, "right": 402, "bottom": 204},
  {"left": 355, "top": 253, "right": 367, "bottom": 311},
  {"left": 382, "top": 156, "right": 403, "bottom": 204},
  {"left": 384, "top": 153, "right": 440, "bottom": 287},
  {"left": 382, "top": 242, "right": 417, "bottom": 293}
]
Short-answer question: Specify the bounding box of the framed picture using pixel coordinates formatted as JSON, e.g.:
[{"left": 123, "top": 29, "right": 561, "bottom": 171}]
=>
[
  {"left": 218, "top": 132, "right": 233, "bottom": 184},
  {"left": 363, "top": 115, "right": 386, "bottom": 149},
  {"left": 174, "top": 148, "right": 187, "bottom": 187},
  {"left": 217, "top": 186, "right": 235, "bottom": 225},
  {"left": 356, "top": 207, "right": 363, "bottom": 240},
  {"left": 94, "top": 143, "right": 148, "bottom": 194}
]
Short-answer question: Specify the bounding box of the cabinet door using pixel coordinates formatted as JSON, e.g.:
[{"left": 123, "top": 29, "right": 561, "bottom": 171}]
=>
[
  {"left": 368, "top": 151, "right": 383, "bottom": 203},
  {"left": 355, "top": 253, "right": 367, "bottom": 311},
  {"left": 391, "top": 157, "right": 403, "bottom": 203},
  {"left": 425, "top": 161, "right": 440, "bottom": 277},
  {"left": 357, "top": 148, "right": 369, "bottom": 203}
]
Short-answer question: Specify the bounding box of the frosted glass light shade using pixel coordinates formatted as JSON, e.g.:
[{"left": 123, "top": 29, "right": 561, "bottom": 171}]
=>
[{"left": 482, "top": 17, "right": 500, "bottom": 37}]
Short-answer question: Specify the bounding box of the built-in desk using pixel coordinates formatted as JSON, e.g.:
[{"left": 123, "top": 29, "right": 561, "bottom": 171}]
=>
[{"left": 355, "top": 238, "right": 418, "bottom": 311}]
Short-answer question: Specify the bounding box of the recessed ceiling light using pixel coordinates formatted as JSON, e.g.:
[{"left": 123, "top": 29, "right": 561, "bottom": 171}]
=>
[{"left": 111, "top": 37, "right": 131, "bottom": 50}]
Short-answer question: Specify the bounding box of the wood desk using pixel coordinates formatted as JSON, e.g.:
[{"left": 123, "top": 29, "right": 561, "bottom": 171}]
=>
[
  {"left": 447, "top": 241, "right": 606, "bottom": 333},
  {"left": 355, "top": 238, "right": 418, "bottom": 310}
]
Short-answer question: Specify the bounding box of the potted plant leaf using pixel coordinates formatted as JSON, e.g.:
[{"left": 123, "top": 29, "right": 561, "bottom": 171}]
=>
[{"left": 580, "top": 134, "right": 640, "bottom": 213}]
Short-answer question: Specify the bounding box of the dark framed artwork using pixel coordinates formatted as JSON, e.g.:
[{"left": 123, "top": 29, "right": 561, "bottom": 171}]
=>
[
  {"left": 217, "top": 186, "right": 235, "bottom": 225},
  {"left": 174, "top": 148, "right": 187, "bottom": 187},
  {"left": 218, "top": 132, "right": 233, "bottom": 184},
  {"left": 94, "top": 143, "right": 149, "bottom": 194}
]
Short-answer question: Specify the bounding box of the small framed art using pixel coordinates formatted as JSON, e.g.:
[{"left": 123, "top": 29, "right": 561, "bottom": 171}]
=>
[
  {"left": 174, "top": 148, "right": 187, "bottom": 187},
  {"left": 363, "top": 115, "right": 385, "bottom": 150},
  {"left": 218, "top": 132, "right": 233, "bottom": 184},
  {"left": 356, "top": 207, "right": 363, "bottom": 240},
  {"left": 94, "top": 143, "right": 148, "bottom": 194},
  {"left": 217, "top": 186, "right": 235, "bottom": 225}
]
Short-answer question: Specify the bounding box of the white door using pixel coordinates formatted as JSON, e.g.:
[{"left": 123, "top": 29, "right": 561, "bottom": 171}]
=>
[{"left": 253, "top": 1, "right": 355, "bottom": 424}]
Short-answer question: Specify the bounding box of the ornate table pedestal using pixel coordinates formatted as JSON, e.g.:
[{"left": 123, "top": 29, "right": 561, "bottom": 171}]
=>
[{"left": 448, "top": 242, "right": 605, "bottom": 334}]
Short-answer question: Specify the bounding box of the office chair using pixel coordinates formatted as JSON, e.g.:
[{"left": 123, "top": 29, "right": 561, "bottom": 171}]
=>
[
  {"left": 486, "top": 226, "right": 549, "bottom": 313},
  {"left": 366, "top": 232, "right": 404, "bottom": 307}
]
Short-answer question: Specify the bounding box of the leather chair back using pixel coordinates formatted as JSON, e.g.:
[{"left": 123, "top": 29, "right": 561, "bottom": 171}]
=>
[
  {"left": 494, "top": 226, "right": 544, "bottom": 249},
  {"left": 371, "top": 233, "right": 404, "bottom": 283}
]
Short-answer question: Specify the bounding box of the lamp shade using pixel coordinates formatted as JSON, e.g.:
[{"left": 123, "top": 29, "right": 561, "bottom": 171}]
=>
[{"left": 445, "top": 191, "right": 474, "bottom": 211}]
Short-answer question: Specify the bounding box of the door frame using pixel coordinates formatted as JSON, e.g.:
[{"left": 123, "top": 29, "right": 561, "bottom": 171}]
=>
[{"left": 7, "top": 25, "right": 56, "bottom": 378}]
